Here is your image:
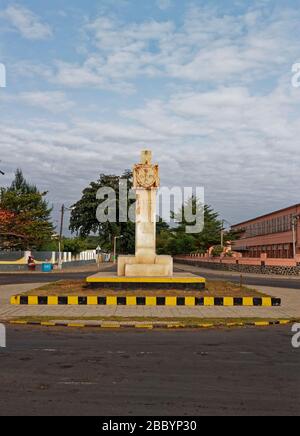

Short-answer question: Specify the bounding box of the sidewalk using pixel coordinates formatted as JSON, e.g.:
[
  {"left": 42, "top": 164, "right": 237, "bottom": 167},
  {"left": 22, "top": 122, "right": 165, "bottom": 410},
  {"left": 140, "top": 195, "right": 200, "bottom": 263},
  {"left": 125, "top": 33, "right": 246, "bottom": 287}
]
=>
[{"left": 0, "top": 283, "right": 299, "bottom": 321}]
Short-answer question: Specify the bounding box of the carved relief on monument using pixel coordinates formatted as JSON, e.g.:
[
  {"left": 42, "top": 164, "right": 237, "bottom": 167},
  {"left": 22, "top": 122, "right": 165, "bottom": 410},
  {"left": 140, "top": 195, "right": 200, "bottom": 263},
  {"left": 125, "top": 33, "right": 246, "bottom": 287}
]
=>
[{"left": 133, "top": 150, "right": 160, "bottom": 190}]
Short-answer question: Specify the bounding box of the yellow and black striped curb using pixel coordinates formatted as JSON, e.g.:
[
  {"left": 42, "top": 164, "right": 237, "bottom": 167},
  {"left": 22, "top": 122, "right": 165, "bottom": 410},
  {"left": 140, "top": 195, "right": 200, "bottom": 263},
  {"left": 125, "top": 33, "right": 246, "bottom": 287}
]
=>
[
  {"left": 8, "top": 319, "right": 292, "bottom": 329},
  {"left": 10, "top": 295, "right": 281, "bottom": 307}
]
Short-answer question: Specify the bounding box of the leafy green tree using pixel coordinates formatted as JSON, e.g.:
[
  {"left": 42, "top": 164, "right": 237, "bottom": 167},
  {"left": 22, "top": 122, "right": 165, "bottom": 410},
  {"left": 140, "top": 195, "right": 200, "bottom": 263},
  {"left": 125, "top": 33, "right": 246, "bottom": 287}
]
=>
[
  {"left": 70, "top": 171, "right": 136, "bottom": 253},
  {"left": 177, "top": 234, "right": 197, "bottom": 254},
  {"left": 85, "top": 236, "right": 103, "bottom": 250},
  {"left": 62, "top": 237, "right": 88, "bottom": 255},
  {"left": 174, "top": 197, "right": 223, "bottom": 253},
  {"left": 157, "top": 197, "right": 227, "bottom": 255},
  {"left": 156, "top": 229, "right": 172, "bottom": 255},
  {"left": 211, "top": 245, "right": 224, "bottom": 257},
  {"left": 163, "top": 234, "right": 196, "bottom": 255},
  {"left": 0, "top": 169, "right": 54, "bottom": 250},
  {"left": 70, "top": 172, "right": 173, "bottom": 254},
  {"left": 156, "top": 218, "right": 170, "bottom": 234}
]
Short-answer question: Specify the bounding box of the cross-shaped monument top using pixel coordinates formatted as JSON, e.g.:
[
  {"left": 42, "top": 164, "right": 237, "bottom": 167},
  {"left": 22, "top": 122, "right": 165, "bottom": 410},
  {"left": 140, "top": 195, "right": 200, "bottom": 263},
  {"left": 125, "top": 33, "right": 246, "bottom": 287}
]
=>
[{"left": 141, "top": 150, "right": 152, "bottom": 165}]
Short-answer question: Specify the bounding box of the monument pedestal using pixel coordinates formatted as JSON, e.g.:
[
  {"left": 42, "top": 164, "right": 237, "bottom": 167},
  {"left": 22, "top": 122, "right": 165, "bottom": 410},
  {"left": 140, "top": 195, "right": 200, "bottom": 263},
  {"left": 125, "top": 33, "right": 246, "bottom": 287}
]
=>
[{"left": 118, "top": 255, "right": 173, "bottom": 277}]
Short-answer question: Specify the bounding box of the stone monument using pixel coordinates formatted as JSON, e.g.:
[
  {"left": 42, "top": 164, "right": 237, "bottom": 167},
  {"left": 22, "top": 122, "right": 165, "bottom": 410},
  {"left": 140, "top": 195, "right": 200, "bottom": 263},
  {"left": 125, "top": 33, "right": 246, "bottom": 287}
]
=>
[
  {"left": 87, "top": 150, "right": 205, "bottom": 290},
  {"left": 118, "top": 150, "right": 173, "bottom": 277}
]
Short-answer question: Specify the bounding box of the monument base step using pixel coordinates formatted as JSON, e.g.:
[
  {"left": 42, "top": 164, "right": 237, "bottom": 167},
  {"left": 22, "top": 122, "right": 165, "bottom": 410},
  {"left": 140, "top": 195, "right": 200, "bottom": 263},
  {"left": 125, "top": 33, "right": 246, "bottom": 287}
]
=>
[
  {"left": 86, "top": 272, "right": 206, "bottom": 290},
  {"left": 125, "top": 263, "right": 170, "bottom": 277}
]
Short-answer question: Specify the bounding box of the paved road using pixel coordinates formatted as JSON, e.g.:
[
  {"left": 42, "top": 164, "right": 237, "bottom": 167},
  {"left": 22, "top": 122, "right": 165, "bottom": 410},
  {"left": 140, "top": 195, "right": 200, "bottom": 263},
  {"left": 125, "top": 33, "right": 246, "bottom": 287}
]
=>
[
  {"left": 1, "top": 267, "right": 300, "bottom": 289},
  {"left": 177, "top": 264, "right": 300, "bottom": 290},
  {"left": 0, "top": 325, "right": 299, "bottom": 416},
  {"left": 195, "top": 270, "right": 300, "bottom": 289},
  {"left": 0, "top": 271, "right": 91, "bottom": 285}
]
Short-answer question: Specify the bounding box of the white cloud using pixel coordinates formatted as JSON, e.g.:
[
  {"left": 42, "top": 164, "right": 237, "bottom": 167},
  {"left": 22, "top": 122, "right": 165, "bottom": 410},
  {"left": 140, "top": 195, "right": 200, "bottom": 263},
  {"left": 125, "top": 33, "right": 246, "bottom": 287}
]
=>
[
  {"left": 157, "top": 0, "right": 172, "bottom": 11},
  {"left": 2, "top": 2, "right": 300, "bottom": 226},
  {"left": 42, "top": 5, "right": 300, "bottom": 93},
  {"left": 0, "top": 4, "right": 52, "bottom": 40},
  {"left": 52, "top": 59, "right": 135, "bottom": 93},
  {"left": 9, "top": 5, "right": 299, "bottom": 95},
  {"left": 11, "top": 60, "right": 53, "bottom": 80},
  {"left": 3, "top": 91, "right": 74, "bottom": 113},
  {"left": 1, "top": 75, "right": 300, "bottom": 225}
]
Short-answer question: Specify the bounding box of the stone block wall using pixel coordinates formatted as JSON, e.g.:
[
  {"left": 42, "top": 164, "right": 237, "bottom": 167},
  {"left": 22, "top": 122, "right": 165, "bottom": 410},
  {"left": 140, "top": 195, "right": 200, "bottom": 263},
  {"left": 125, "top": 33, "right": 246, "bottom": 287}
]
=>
[{"left": 176, "top": 258, "right": 300, "bottom": 276}]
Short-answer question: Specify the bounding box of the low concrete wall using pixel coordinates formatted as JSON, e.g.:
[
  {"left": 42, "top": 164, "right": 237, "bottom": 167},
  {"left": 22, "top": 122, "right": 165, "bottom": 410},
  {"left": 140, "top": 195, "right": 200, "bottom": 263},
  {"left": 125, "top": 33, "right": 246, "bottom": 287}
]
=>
[
  {"left": 0, "top": 251, "right": 24, "bottom": 261},
  {"left": 0, "top": 264, "right": 43, "bottom": 272},
  {"left": 176, "top": 258, "right": 300, "bottom": 276}
]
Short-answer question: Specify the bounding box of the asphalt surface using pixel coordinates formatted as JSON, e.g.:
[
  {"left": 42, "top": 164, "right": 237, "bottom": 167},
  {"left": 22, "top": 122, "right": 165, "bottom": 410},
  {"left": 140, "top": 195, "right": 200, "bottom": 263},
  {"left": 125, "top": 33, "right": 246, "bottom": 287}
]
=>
[
  {"left": 0, "top": 325, "right": 299, "bottom": 416},
  {"left": 0, "top": 271, "right": 91, "bottom": 285},
  {"left": 193, "top": 270, "right": 300, "bottom": 289},
  {"left": 1, "top": 268, "right": 300, "bottom": 289}
]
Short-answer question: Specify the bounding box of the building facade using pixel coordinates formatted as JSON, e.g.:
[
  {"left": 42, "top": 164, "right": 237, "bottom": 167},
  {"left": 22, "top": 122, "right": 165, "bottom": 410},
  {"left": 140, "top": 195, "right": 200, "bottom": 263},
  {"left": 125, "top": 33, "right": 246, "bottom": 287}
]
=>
[{"left": 232, "top": 204, "right": 300, "bottom": 258}]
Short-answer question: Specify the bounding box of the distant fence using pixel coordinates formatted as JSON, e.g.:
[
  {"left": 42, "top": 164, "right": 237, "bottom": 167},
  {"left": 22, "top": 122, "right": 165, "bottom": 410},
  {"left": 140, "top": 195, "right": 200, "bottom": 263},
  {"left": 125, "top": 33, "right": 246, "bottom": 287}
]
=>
[
  {"left": 0, "top": 250, "right": 98, "bottom": 271},
  {"left": 31, "top": 251, "right": 54, "bottom": 262},
  {"left": 176, "top": 255, "right": 300, "bottom": 267},
  {"left": 0, "top": 251, "right": 24, "bottom": 261}
]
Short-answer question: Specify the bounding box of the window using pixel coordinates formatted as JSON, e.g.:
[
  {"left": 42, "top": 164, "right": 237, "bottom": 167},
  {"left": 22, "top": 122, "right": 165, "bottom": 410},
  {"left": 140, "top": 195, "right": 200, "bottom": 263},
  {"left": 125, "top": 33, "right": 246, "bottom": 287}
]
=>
[{"left": 237, "top": 212, "right": 294, "bottom": 238}]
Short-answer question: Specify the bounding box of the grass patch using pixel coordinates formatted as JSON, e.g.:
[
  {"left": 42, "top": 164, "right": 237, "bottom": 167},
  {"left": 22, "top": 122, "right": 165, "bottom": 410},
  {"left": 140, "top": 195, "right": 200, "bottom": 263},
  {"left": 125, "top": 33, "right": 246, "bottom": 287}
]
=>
[{"left": 21, "top": 279, "right": 266, "bottom": 297}]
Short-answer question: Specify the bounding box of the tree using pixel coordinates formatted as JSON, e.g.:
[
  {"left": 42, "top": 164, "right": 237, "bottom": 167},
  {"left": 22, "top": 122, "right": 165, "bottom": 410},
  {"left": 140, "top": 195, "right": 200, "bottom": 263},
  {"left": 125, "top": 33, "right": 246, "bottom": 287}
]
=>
[
  {"left": 0, "top": 209, "right": 21, "bottom": 249},
  {"left": 70, "top": 171, "right": 136, "bottom": 253},
  {"left": 162, "top": 233, "right": 196, "bottom": 256},
  {"left": 0, "top": 170, "right": 54, "bottom": 250},
  {"left": 211, "top": 245, "right": 224, "bottom": 257},
  {"left": 175, "top": 198, "right": 223, "bottom": 253},
  {"left": 0, "top": 209, "right": 14, "bottom": 226},
  {"left": 70, "top": 171, "right": 173, "bottom": 254},
  {"left": 156, "top": 197, "right": 226, "bottom": 255},
  {"left": 62, "top": 237, "right": 88, "bottom": 255}
]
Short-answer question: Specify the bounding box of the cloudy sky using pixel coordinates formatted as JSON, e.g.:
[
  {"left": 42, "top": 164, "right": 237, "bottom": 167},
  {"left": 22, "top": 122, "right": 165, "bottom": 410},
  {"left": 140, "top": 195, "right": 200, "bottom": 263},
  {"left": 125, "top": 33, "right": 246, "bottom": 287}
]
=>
[{"left": 0, "top": 0, "right": 299, "bottom": 232}]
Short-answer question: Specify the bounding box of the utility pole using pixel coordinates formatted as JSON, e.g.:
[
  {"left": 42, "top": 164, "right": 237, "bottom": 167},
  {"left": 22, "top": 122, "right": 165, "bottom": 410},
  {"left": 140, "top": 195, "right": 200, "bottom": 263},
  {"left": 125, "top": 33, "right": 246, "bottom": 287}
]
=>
[
  {"left": 221, "top": 220, "right": 225, "bottom": 248},
  {"left": 58, "top": 205, "right": 65, "bottom": 270},
  {"left": 221, "top": 219, "right": 233, "bottom": 248},
  {"left": 292, "top": 215, "right": 300, "bottom": 259},
  {"left": 96, "top": 245, "right": 102, "bottom": 270}
]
